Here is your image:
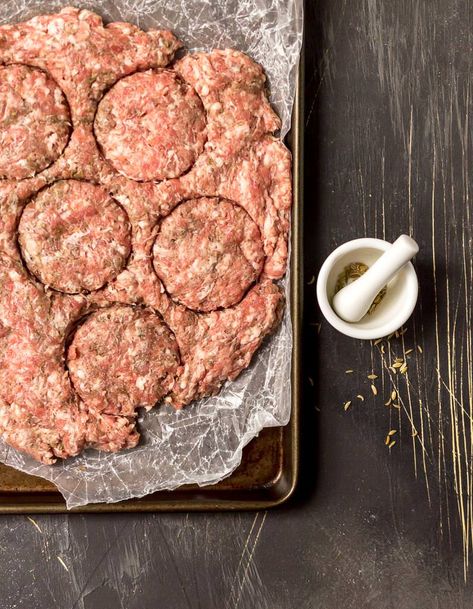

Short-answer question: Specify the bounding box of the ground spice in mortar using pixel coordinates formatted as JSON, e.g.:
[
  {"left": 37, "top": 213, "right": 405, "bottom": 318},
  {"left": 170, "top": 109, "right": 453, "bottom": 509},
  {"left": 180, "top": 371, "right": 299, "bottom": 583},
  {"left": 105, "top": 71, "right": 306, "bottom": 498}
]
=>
[{"left": 334, "top": 262, "right": 387, "bottom": 315}]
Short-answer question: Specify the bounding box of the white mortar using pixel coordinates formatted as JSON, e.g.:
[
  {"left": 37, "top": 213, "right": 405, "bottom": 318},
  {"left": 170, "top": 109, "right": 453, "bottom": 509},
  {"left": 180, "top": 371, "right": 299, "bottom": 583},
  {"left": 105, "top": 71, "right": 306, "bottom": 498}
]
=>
[{"left": 316, "top": 238, "right": 419, "bottom": 340}]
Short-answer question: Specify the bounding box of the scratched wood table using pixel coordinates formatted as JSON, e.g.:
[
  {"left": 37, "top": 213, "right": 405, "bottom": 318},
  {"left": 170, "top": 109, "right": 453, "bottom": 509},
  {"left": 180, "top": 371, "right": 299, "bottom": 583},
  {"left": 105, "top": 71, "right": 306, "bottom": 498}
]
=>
[{"left": 2, "top": 1, "right": 473, "bottom": 607}]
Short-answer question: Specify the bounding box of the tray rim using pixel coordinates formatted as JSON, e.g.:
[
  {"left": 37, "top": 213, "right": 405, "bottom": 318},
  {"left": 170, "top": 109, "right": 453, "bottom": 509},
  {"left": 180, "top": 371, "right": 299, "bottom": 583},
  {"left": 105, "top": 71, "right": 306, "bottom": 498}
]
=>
[{"left": 0, "top": 59, "right": 303, "bottom": 513}]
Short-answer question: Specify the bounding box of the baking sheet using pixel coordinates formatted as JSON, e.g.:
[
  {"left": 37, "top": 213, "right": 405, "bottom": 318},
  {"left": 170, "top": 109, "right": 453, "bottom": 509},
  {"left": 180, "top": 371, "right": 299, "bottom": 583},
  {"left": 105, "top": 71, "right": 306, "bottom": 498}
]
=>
[{"left": 0, "top": 0, "right": 303, "bottom": 509}]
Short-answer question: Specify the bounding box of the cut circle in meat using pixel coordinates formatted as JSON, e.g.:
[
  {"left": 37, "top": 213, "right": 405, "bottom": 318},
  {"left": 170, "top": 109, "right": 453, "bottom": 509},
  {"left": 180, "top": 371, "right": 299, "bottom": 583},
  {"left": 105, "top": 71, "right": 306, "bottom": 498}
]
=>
[
  {"left": 94, "top": 69, "right": 206, "bottom": 181},
  {"left": 18, "top": 180, "right": 131, "bottom": 294},
  {"left": 67, "top": 305, "right": 180, "bottom": 416},
  {"left": 153, "top": 197, "right": 265, "bottom": 312},
  {"left": 0, "top": 64, "right": 71, "bottom": 180}
]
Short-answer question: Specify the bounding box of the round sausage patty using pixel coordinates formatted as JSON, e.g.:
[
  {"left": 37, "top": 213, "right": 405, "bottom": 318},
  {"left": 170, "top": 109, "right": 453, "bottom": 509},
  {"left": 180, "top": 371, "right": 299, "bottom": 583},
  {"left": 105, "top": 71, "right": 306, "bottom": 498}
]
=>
[
  {"left": 67, "top": 305, "right": 180, "bottom": 416},
  {"left": 153, "top": 197, "right": 264, "bottom": 312},
  {"left": 18, "top": 180, "right": 131, "bottom": 294},
  {"left": 0, "top": 64, "right": 71, "bottom": 180},
  {"left": 94, "top": 69, "right": 206, "bottom": 181}
]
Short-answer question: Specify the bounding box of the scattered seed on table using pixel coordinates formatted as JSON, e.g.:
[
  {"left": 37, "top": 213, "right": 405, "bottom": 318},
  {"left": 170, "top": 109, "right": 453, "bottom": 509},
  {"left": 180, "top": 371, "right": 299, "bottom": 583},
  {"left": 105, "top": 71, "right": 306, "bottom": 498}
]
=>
[
  {"left": 393, "top": 403, "right": 401, "bottom": 409},
  {"left": 371, "top": 384, "right": 378, "bottom": 395},
  {"left": 345, "top": 369, "right": 354, "bottom": 374},
  {"left": 417, "top": 345, "right": 423, "bottom": 353},
  {"left": 367, "top": 374, "right": 378, "bottom": 380},
  {"left": 27, "top": 516, "right": 42, "bottom": 534},
  {"left": 343, "top": 401, "right": 351, "bottom": 411},
  {"left": 391, "top": 390, "right": 397, "bottom": 401},
  {"left": 356, "top": 394, "right": 364, "bottom": 401},
  {"left": 388, "top": 429, "right": 397, "bottom": 436},
  {"left": 388, "top": 440, "right": 396, "bottom": 448},
  {"left": 307, "top": 276, "right": 315, "bottom": 285}
]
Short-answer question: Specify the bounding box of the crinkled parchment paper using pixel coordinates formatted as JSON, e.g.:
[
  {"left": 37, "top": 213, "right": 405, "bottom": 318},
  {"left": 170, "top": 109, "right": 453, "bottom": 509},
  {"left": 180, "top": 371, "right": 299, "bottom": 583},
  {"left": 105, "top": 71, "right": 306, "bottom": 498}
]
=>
[{"left": 0, "top": 0, "right": 303, "bottom": 508}]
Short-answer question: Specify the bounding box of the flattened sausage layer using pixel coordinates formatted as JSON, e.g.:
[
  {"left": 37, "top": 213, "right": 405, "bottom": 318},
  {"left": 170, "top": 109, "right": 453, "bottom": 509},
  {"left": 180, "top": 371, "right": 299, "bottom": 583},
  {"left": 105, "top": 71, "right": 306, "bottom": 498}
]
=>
[{"left": 0, "top": 7, "right": 292, "bottom": 465}]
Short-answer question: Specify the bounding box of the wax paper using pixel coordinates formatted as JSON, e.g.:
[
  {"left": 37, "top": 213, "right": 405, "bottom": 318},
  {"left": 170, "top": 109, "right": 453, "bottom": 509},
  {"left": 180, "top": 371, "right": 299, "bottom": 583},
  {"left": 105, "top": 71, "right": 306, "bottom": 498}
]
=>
[{"left": 0, "top": 0, "right": 303, "bottom": 508}]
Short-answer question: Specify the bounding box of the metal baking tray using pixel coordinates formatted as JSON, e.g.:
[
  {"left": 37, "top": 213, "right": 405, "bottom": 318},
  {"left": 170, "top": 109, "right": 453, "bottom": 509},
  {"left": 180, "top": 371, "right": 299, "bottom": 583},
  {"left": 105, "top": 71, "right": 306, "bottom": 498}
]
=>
[{"left": 0, "top": 61, "right": 303, "bottom": 513}]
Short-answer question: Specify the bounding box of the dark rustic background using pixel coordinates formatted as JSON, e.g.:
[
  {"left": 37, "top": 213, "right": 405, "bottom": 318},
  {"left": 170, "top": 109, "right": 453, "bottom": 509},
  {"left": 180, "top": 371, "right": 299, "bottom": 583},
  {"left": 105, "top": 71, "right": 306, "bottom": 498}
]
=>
[{"left": 2, "top": 1, "right": 473, "bottom": 607}]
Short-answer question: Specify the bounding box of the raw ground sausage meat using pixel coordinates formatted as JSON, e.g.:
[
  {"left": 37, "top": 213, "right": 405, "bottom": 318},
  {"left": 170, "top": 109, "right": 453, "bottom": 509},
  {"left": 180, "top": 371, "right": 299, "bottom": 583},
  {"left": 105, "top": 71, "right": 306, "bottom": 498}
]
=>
[
  {"left": 0, "top": 7, "right": 181, "bottom": 124},
  {"left": 164, "top": 279, "right": 284, "bottom": 408},
  {"left": 0, "top": 7, "right": 292, "bottom": 464},
  {"left": 219, "top": 137, "right": 292, "bottom": 280},
  {"left": 0, "top": 64, "right": 71, "bottom": 180},
  {"left": 67, "top": 305, "right": 181, "bottom": 416},
  {"left": 94, "top": 70, "right": 206, "bottom": 181},
  {"left": 178, "top": 136, "right": 292, "bottom": 279},
  {"left": 175, "top": 49, "right": 280, "bottom": 157},
  {"left": 153, "top": 197, "right": 264, "bottom": 312},
  {"left": 18, "top": 180, "right": 131, "bottom": 294},
  {"left": 0, "top": 258, "right": 88, "bottom": 463}
]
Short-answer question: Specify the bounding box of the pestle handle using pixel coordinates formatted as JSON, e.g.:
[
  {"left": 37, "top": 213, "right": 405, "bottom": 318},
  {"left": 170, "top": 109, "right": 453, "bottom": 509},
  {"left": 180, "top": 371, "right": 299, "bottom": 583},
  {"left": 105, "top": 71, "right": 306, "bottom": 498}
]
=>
[{"left": 332, "top": 235, "right": 419, "bottom": 323}]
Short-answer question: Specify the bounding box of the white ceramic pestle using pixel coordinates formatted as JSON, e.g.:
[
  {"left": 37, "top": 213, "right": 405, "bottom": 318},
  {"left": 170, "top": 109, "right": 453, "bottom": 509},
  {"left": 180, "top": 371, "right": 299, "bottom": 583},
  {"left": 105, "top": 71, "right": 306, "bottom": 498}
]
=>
[{"left": 331, "top": 235, "right": 419, "bottom": 323}]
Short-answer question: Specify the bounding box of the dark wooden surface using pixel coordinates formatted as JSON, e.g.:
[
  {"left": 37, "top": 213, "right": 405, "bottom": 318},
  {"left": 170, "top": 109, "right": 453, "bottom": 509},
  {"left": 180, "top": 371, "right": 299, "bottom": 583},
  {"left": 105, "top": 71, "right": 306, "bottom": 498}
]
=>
[{"left": 2, "top": 1, "right": 473, "bottom": 607}]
